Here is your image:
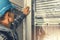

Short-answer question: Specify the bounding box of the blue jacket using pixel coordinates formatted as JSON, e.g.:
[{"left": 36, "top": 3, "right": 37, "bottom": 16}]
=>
[
  {"left": 10, "top": 12, "right": 26, "bottom": 30},
  {"left": 0, "top": 12, "right": 26, "bottom": 40}
]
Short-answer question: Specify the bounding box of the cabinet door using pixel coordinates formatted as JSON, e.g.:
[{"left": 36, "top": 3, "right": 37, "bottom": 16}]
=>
[{"left": 32, "top": 0, "right": 60, "bottom": 40}]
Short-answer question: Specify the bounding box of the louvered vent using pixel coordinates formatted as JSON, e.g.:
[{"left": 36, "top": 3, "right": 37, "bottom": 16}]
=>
[{"left": 34, "top": 0, "right": 60, "bottom": 26}]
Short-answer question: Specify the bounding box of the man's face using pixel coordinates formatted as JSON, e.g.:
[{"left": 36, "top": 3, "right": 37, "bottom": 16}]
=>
[{"left": 1, "top": 12, "right": 14, "bottom": 27}]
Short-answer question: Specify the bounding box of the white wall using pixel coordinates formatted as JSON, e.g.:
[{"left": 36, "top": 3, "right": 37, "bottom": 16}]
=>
[
  {"left": 10, "top": 0, "right": 24, "bottom": 7},
  {"left": 23, "top": 0, "right": 32, "bottom": 40}
]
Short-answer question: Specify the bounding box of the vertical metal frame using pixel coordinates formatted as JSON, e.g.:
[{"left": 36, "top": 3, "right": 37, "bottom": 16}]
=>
[
  {"left": 23, "top": 0, "right": 32, "bottom": 40},
  {"left": 32, "top": 0, "right": 36, "bottom": 40}
]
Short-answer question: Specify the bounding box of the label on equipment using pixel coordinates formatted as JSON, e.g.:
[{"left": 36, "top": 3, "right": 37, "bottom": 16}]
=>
[{"left": 34, "top": 0, "right": 60, "bottom": 26}]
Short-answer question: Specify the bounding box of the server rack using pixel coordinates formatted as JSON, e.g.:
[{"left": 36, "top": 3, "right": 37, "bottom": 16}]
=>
[{"left": 32, "top": 0, "right": 60, "bottom": 40}]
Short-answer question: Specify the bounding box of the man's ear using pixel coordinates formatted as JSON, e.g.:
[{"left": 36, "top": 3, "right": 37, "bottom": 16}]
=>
[{"left": 4, "top": 12, "right": 9, "bottom": 19}]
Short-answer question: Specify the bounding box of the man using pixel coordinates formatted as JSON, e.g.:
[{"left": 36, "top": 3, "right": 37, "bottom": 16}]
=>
[{"left": 0, "top": 0, "right": 29, "bottom": 40}]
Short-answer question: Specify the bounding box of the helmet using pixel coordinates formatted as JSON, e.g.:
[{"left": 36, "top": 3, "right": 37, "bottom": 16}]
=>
[{"left": 0, "top": 0, "right": 12, "bottom": 17}]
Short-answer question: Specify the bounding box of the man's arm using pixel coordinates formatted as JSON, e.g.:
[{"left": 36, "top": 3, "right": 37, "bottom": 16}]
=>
[{"left": 10, "top": 7, "right": 29, "bottom": 29}]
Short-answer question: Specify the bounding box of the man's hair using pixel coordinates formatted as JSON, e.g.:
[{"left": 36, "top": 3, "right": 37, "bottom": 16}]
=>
[{"left": 0, "top": 10, "right": 11, "bottom": 21}]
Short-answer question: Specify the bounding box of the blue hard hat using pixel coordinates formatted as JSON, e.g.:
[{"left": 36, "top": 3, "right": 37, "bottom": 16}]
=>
[{"left": 0, "top": 0, "right": 12, "bottom": 17}]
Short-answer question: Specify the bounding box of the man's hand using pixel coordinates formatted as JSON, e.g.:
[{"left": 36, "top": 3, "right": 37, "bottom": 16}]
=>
[{"left": 23, "top": 6, "right": 30, "bottom": 15}]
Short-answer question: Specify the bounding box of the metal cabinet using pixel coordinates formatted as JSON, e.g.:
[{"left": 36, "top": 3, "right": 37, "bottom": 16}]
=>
[{"left": 32, "top": 0, "right": 60, "bottom": 40}]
